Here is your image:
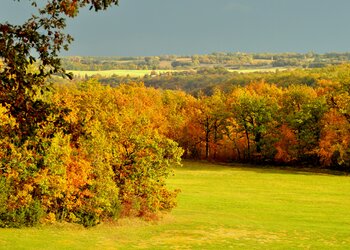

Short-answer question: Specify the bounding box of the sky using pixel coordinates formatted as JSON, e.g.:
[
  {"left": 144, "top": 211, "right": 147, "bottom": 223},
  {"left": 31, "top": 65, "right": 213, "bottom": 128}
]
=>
[{"left": 1, "top": 0, "right": 350, "bottom": 56}]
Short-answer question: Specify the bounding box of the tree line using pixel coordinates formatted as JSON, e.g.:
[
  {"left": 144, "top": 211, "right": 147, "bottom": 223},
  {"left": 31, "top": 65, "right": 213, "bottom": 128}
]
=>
[
  {"left": 61, "top": 66, "right": 350, "bottom": 170},
  {"left": 62, "top": 52, "right": 350, "bottom": 70},
  {"left": 84, "top": 64, "right": 345, "bottom": 96},
  {"left": 178, "top": 81, "right": 347, "bottom": 167}
]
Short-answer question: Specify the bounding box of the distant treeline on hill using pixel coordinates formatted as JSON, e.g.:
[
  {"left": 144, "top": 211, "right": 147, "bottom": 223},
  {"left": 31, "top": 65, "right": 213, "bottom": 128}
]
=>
[
  {"left": 76, "top": 64, "right": 348, "bottom": 97},
  {"left": 61, "top": 52, "right": 350, "bottom": 71}
]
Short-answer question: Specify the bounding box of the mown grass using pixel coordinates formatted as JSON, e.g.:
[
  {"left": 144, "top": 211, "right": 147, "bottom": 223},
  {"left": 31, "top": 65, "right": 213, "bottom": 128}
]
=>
[{"left": 1, "top": 161, "right": 350, "bottom": 249}]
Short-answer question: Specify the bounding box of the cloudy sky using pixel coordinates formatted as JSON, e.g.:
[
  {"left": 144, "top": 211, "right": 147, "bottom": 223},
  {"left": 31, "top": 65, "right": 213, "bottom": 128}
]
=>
[{"left": 1, "top": 0, "right": 350, "bottom": 56}]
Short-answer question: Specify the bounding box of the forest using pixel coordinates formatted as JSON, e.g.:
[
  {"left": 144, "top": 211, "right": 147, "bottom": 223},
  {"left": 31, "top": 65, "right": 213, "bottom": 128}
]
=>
[{"left": 57, "top": 64, "right": 350, "bottom": 169}]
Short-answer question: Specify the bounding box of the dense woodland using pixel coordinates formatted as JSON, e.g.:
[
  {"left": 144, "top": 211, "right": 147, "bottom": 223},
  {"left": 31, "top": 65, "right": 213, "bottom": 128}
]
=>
[{"left": 56, "top": 63, "right": 350, "bottom": 169}]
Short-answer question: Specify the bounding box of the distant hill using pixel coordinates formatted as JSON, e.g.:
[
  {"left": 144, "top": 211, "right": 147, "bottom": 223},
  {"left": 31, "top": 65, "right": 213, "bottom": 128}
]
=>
[{"left": 61, "top": 52, "right": 350, "bottom": 71}]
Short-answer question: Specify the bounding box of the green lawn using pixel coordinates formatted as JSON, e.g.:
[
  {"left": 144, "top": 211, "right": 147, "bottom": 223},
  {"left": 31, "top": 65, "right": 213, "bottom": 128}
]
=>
[{"left": 1, "top": 161, "right": 350, "bottom": 249}]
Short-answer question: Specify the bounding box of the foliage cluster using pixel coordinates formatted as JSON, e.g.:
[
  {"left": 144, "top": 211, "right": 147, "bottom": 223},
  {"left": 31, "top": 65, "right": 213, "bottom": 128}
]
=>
[
  {"left": 0, "top": 0, "right": 186, "bottom": 228},
  {"left": 0, "top": 81, "right": 183, "bottom": 227},
  {"left": 0, "top": 1, "right": 181, "bottom": 223},
  {"left": 61, "top": 65, "right": 350, "bottom": 170},
  {"left": 55, "top": 64, "right": 350, "bottom": 171},
  {"left": 172, "top": 71, "right": 350, "bottom": 170}
]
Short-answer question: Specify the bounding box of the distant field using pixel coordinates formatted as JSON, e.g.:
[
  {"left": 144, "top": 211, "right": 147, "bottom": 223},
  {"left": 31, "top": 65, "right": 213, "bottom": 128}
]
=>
[
  {"left": 228, "top": 67, "right": 289, "bottom": 73},
  {"left": 68, "top": 67, "right": 289, "bottom": 78},
  {"left": 67, "top": 69, "right": 180, "bottom": 78},
  {"left": 1, "top": 161, "right": 350, "bottom": 249}
]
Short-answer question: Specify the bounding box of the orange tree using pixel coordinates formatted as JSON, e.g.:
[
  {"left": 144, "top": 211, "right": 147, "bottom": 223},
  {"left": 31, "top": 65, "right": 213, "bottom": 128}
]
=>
[
  {"left": 52, "top": 81, "right": 183, "bottom": 221},
  {"left": 318, "top": 78, "right": 350, "bottom": 168}
]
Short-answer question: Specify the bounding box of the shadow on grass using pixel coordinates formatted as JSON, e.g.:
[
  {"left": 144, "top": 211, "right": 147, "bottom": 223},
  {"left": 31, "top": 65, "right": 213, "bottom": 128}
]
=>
[{"left": 179, "top": 160, "right": 349, "bottom": 177}]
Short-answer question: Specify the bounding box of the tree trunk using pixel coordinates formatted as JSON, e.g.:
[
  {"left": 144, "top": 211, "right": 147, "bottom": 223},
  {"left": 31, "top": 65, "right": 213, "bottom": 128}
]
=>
[
  {"left": 205, "top": 117, "right": 210, "bottom": 160},
  {"left": 244, "top": 126, "right": 250, "bottom": 161}
]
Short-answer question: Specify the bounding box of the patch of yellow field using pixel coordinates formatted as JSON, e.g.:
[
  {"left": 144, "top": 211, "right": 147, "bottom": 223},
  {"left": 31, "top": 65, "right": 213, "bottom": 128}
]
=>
[{"left": 67, "top": 69, "right": 180, "bottom": 78}]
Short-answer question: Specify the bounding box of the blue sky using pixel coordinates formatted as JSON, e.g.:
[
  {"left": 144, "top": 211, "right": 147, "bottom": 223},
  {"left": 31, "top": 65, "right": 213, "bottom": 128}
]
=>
[{"left": 1, "top": 0, "right": 350, "bottom": 56}]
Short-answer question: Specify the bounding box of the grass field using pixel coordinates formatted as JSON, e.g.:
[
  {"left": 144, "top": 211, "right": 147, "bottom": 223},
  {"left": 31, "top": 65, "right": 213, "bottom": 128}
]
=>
[
  {"left": 1, "top": 161, "right": 350, "bottom": 249},
  {"left": 67, "top": 69, "right": 180, "bottom": 78}
]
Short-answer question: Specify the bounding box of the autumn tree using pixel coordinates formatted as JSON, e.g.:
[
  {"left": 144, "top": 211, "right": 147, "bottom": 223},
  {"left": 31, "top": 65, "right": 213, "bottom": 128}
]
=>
[
  {"left": 318, "top": 79, "right": 350, "bottom": 168},
  {"left": 318, "top": 110, "right": 350, "bottom": 168},
  {"left": 0, "top": 0, "right": 119, "bottom": 142},
  {"left": 179, "top": 89, "right": 228, "bottom": 160},
  {"left": 197, "top": 90, "right": 227, "bottom": 160},
  {"left": 0, "top": 0, "right": 128, "bottom": 227},
  {"left": 53, "top": 81, "right": 183, "bottom": 220}
]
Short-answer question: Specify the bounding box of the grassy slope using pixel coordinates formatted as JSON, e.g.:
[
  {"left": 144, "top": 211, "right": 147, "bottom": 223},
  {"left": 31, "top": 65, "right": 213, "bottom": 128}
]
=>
[{"left": 1, "top": 161, "right": 350, "bottom": 249}]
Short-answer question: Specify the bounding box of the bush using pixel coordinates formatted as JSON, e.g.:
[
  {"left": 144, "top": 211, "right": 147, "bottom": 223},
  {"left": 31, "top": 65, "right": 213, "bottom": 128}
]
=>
[{"left": 0, "top": 200, "right": 43, "bottom": 228}]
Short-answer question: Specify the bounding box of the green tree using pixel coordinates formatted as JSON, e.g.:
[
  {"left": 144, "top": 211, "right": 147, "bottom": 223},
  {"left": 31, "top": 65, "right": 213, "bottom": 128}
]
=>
[
  {"left": 281, "top": 85, "right": 327, "bottom": 162},
  {"left": 228, "top": 83, "right": 279, "bottom": 161}
]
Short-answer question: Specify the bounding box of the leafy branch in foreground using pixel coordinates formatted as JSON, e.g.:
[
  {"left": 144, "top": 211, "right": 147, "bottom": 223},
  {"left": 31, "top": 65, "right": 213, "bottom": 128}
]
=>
[{"left": 0, "top": 0, "right": 118, "bottom": 141}]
